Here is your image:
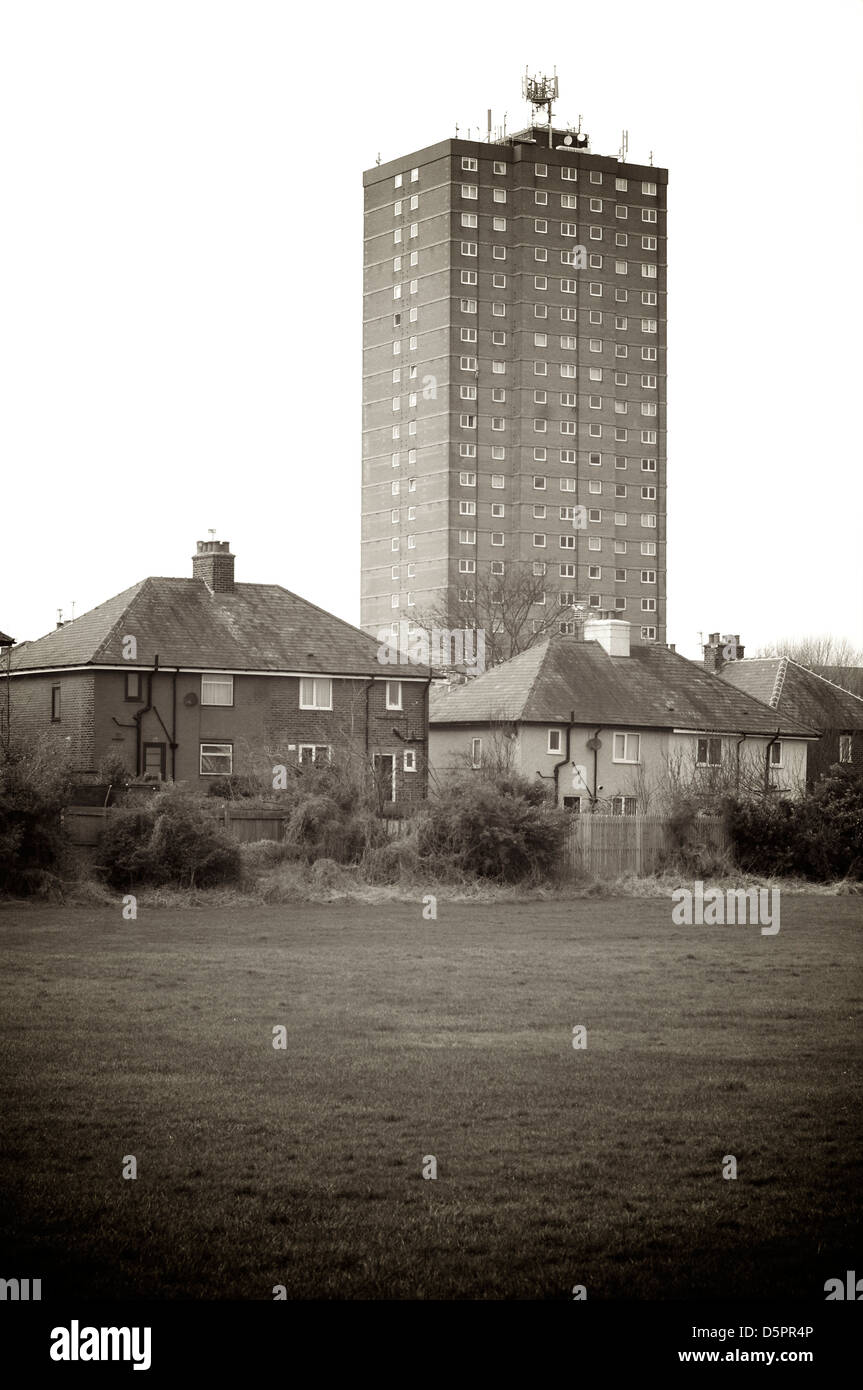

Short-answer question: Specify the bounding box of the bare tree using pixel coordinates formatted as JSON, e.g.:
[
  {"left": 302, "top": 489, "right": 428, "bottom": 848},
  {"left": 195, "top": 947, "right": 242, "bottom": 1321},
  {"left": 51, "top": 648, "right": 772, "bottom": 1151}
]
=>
[{"left": 415, "top": 561, "right": 580, "bottom": 672}]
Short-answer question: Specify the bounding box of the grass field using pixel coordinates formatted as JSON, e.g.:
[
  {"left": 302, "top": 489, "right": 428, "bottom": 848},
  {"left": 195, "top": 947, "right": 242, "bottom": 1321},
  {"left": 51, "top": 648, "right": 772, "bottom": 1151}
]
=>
[{"left": 0, "top": 896, "right": 860, "bottom": 1300}]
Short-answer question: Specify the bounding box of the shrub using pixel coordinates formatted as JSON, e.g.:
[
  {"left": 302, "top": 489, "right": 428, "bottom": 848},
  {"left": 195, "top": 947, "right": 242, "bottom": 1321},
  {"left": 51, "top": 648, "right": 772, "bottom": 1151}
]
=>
[
  {"left": 97, "top": 751, "right": 133, "bottom": 788},
  {"left": 0, "top": 736, "right": 74, "bottom": 896},
  {"left": 361, "top": 837, "right": 421, "bottom": 884},
  {"left": 277, "top": 759, "right": 388, "bottom": 865},
  {"left": 725, "top": 765, "right": 863, "bottom": 881},
  {"left": 239, "top": 839, "right": 293, "bottom": 870},
  {"left": 416, "top": 772, "right": 568, "bottom": 883},
  {"left": 205, "top": 773, "right": 266, "bottom": 800},
  {"left": 97, "top": 783, "right": 242, "bottom": 889}
]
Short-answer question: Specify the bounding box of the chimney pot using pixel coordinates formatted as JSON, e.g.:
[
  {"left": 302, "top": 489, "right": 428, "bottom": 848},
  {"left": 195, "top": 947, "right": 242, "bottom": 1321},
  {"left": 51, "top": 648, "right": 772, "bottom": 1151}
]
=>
[{"left": 703, "top": 629, "right": 744, "bottom": 672}]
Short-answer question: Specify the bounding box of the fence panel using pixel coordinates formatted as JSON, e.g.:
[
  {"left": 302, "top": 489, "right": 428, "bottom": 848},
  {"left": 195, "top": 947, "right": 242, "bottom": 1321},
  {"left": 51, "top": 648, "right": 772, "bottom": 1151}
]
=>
[
  {"left": 63, "top": 806, "right": 110, "bottom": 847},
  {"left": 219, "top": 810, "right": 288, "bottom": 844},
  {"left": 563, "top": 814, "right": 728, "bottom": 879}
]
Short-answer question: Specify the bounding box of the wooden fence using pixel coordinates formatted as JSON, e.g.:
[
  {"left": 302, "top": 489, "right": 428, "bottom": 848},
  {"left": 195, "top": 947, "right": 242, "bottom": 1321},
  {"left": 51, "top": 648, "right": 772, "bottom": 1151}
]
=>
[
  {"left": 62, "top": 803, "right": 290, "bottom": 853},
  {"left": 563, "top": 814, "right": 729, "bottom": 879},
  {"left": 63, "top": 806, "right": 729, "bottom": 879}
]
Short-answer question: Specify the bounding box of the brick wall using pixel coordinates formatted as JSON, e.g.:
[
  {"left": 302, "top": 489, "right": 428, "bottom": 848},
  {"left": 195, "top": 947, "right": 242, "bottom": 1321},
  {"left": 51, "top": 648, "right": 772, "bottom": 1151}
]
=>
[
  {"left": 4, "top": 671, "right": 96, "bottom": 774},
  {"left": 83, "top": 668, "right": 430, "bottom": 803}
]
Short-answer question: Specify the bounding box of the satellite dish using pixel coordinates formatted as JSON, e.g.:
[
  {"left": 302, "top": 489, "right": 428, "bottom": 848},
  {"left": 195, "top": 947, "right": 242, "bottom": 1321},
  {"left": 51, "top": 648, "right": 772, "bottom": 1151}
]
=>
[
  {"left": 563, "top": 135, "right": 573, "bottom": 146},
  {"left": 586, "top": 736, "right": 602, "bottom": 751},
  {"left": 184, "top": 692, "right": 198, "bottom": 707}
]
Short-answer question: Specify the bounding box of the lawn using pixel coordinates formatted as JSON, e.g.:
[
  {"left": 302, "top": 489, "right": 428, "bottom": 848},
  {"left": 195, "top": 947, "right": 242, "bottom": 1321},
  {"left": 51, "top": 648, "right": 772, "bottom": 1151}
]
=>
[{"left": 0, "top": 896, "right": 860, "bottom": 1300}]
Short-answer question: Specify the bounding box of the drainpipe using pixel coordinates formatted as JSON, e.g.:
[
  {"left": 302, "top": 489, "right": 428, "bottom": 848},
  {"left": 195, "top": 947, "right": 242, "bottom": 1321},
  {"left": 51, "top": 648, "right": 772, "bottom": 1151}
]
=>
[
  {"left": 364, "top": 678, "right": 375, "bottom": 755},
  {"left": 172, "top": 670, "right": 178, "bottom": 780},
  {"left": 552, "top": 708, "right": 576, "bottom": 805},
  {"left": 591, "top": 726, "right": 603, "bottom": 808},
  {"left": 765, "top": 727, "right": 781, "bottom": 793},
  {"left": 734, "top": 732, "right": 747, "bottom": 793},
  {"left": 133, "top": 662, "right": 156, "bottom": 776}
]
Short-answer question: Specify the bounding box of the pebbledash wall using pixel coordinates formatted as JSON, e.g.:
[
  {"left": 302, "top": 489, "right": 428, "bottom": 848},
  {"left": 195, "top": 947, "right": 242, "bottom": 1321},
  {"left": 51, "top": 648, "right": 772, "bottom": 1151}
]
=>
[
  {"left": 8, "top": 667, "right": 430, "bottom": 806},
  {"left": 429, "top": 724, "right": 809, "bottom": 806}
]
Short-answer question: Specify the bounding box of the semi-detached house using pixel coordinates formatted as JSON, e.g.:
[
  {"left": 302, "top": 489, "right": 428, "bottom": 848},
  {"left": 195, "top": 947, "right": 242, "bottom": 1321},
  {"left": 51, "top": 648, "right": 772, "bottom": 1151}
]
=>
[
  {"left": 429, "top": 617, "right": 818, "bottom": 809},
  {"left": 4, "top": 539, "right": 431, "bottom": 809}
]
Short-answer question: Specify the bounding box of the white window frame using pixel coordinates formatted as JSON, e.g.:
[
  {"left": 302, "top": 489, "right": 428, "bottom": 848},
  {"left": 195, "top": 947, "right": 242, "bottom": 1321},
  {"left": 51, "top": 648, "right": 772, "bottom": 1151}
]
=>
[
  {"left": 201, "top": 674, "right": 234, "bottom": 707},
  {"left": 299, "top": 677, "right": 333, "bottom": 711},
  {"left": 612, "top": 732, "right": 641, "bottom": 764}
]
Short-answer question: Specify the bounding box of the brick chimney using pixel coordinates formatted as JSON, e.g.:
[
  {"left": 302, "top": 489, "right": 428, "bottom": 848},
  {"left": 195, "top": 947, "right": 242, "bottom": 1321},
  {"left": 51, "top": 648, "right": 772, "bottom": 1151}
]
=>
[
  {"left": 703, "top": 631, "right": 744, "bottom": 673},
  {"left": 585, "top": 615, "right": 631, "bottom": 657},
  {"left": 193, "top": 539, "right": 235, "bottom": 593}
]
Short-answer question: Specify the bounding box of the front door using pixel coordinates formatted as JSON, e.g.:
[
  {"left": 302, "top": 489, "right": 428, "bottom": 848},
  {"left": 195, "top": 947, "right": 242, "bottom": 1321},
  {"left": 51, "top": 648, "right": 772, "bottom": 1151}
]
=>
[
  {"left": 142, "top": 742, "right": 166, "bottom": 780},
  {"left": 373, "top": 753, "right": 396, "bottom": 807}
]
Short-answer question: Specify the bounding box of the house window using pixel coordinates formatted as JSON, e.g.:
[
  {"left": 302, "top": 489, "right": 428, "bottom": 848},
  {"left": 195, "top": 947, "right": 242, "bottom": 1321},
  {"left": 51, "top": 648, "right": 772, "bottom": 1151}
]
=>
[
  {"left": 839, "top": 735, "right": 853, "bottom": 763},
  {"left": 547, "top": 729, "right": 563, "bottom": 755},
  {"left": 298, "top": 744, "right": 331, "bottom": 764},
  {"left": 200, "top": 742, "right": 233, "bottom": 776},
  {"left": 611, "top": 796, "right": 637, "bottom": 816},
  {"left": 696, "top": 737, "right": 722, "bottom": 767},
  {"left": 124, "top": 672, "right": 143, "bottom": 701},
  {"left": 563, "top": 795, "right": 581, "bottom": 812},
  {"left": 471, "top": 737, "right": 482, "bottom": 769},
  {"left": 612, "top": 732, "right": 641, "bottom": 763},
  {"left": 299, "top": 677, "right": 333, "bottom": 710},
  {"left": 385, "top": 681, "right": 403, "bottom": 710},
  {"left": 50, "top": 684, "right": 61, "bottom": 721},
  {"left": 201, "top": 674, "right": 234, "bottom": 706},
  {"left": 769, "top": 741, "right": 783, "bottom": 767},
  {"left": 403, "top": 749, "right": 417, "bottom": 772}
]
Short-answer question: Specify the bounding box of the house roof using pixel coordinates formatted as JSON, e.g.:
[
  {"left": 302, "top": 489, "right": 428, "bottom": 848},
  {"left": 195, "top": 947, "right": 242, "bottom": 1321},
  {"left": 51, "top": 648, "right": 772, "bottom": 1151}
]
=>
[
  {"left": 430, "top": 636, "right": 819, "bottom": 737},
  {"left": 719, "top": 657, "right": 863, "bottom": 732},
  {"left": 8, "top": 577, "right": 429, "bottom": 679},
  {"left": 813, "top": 665, "right": 863, "bottom": 697}
]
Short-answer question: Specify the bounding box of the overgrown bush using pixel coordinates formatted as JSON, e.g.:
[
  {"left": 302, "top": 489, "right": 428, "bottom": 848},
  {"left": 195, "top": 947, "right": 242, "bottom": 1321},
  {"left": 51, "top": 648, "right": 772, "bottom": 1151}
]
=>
[
  {"left": 280, "top": 760, "right": 388, "bottom": 864},
  {"left": 205, "top": 773, "right": 266, "bottom": 800},
  {"left": 416, "top": 771, "right": 569, "bottom": 883},
  {"left": 361, "top": 837, "right": 421, "bottom": 884},
  {"left": 725, "top": 765, "right": 863, "bottom": 881},
  {"left": 656, "top": 797, "right": 735, "bottom": 877},
  {"left": 97, "top": 783, "right": 242, "bottom": 889},
  {"left": 0, "top": 735, "right": 74, "bottom": 896}
]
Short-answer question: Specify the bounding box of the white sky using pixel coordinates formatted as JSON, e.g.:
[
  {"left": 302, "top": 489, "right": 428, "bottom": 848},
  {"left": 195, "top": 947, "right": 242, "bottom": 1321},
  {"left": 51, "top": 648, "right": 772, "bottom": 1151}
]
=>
[{"left": 2, "top": 0, "right": 861, "bottom": 659}]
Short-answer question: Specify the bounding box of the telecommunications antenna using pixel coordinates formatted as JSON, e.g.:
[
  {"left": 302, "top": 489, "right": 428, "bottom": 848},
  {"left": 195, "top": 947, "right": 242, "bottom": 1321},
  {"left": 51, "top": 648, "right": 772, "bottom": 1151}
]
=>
[{"left": 522, "top": 66, "right": 559, "bottom": 147}]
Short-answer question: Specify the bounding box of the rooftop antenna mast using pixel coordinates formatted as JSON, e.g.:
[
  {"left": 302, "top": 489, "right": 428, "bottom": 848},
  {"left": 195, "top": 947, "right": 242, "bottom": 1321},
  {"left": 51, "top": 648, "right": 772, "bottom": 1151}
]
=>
[
  {"left": 618, "top": 129, "right": 629, "bottom": 162},
  {"left": 523, "top": 67, "right": 559, "bottom": 149}
]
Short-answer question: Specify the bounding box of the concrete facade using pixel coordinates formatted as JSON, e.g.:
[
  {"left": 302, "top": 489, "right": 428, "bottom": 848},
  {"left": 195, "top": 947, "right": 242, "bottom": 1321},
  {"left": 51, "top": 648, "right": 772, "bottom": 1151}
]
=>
[
  {"left": 429, "top": 721, "right": 808, "bottom": 809},
  {"left": 362, "top": 125, "right": 668, "bottom": 645}
]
